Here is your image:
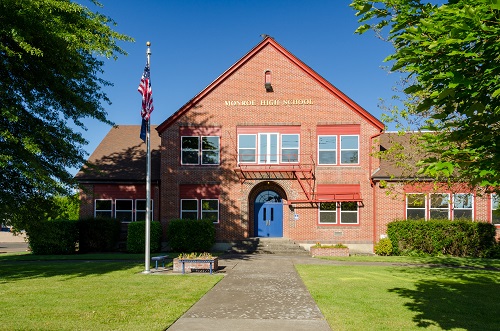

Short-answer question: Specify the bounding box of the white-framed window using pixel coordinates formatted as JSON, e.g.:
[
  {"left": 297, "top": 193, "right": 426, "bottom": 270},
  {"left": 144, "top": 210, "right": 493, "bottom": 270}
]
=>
[
  {"left": 201, "top": 199, "right": 219, "bottom": 223},
  {"left": 340, "top": 135, "right": 359, "bottom": 164},
  {"left": 180, "top": 199, "right": 198, "bottom": 220},
  {"left": 430, "top": 193, "right": 450, "bottom": 219},
  {"left": 340, "top": 202, "right": 358, "bottom": 224},
  {"left": 406, "top": 193, "right": 426, "bottom": 220},
  {"left": 453, "top": 193, "right": 473, "bottom": 220},
  {"left": 181, "top": 136, "right": 220, "bottom": 165},
  {"left": 238, "top": 134, "right": 257, "bottom": 163},
  {"left": 95, "top": 199, "right": 112, "bottom": 218},
  {"left": 281, "top": 134, "right": 299, "bottom": 163},
  {"left": 136, "top": 199, "right": 153, "bottom": 222},
  {"left": 318, "top": 135, "right": 337, "bottom": 165},
  {"left": 492, "top": 194, "right": 500, "bottom": 225},
  {"left": 318, "top": 202, "right": 359, "bottom": 224},
  {"left": 115, "top": 199, "right": 133, "bottom": 222},
  {"left": 319, "top": 202, "right": 337, "bottom": 224},
  {"left": 259, "top": 133, "right": 279, "bottom": 164}
]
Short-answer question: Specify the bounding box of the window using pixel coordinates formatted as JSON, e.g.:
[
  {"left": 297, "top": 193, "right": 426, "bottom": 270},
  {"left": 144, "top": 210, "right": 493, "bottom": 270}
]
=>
[
  {"left": 281, "top": 134, "right": 299, "bottom": 163},
  {"left": 453, "top": 193, "right": 473, "bottom": 220},
  {"left": 238, "top": 134, "right": 256, "bottom": 163},
  {"left": 406, "top": 194, "right": 426, "bottom": 220},
  {"left": 115, "top": 199, "right": 133, "bottom": 222},
  {"left": 95, "top": 199, "right": 112, "bottom": 218},
  {"left": 259, "top": 133, "right": 278, "bottom": 164},
  {"left": 340, "top": 202, "right": 358, "bottom": 224},
  {"left": 318, "top": 202, "right": 358, "bottom": 224},
  {"left": 430, "top": 193, "right": 449, "bottom": 219},
  {"left": 181, "top": 136, "right": 220, "bottom": 165},
  {"left": 340, "top": 135, "right": 359, "bottom": 164},
  {"left": 319, "top": 202, "right": 337, "bottom": 224},
  {"left": 136, "top": 199, "right": 153, "bottom": 222},
  {"left": 181, "top": 199, "right": 198, "bottom": 220},
  {"left": 318, "top": 135, "right": 336, "bottom": 165},
  {"left": 492, "top": 194, "right": 500, "bottom": 225},
  {"left": 201, "top": 199, "right": 219, "bottom": 222}
]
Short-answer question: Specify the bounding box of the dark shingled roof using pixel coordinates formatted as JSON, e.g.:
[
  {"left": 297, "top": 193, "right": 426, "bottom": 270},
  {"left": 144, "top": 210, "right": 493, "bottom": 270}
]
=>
[
  {"left": 372, "top": 132, "right": 429, "bottom": 180},
  {"left": 75, "top": 125, "right": 161, "bottom": 182}
]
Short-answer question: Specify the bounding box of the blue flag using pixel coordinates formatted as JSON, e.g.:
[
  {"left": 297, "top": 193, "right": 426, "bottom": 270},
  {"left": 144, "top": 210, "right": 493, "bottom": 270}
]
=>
[{"left": 140, "top": 118, "right": 147, "bottom": 142}]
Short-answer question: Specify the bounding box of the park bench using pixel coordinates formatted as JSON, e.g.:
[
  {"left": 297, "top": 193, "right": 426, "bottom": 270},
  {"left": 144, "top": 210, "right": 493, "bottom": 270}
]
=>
[
  {"left": 151, "top": 255, "right": 168, "bottom": 270},
  {"left": 179, "top": 259, "right": 215, "bottom": 275}
]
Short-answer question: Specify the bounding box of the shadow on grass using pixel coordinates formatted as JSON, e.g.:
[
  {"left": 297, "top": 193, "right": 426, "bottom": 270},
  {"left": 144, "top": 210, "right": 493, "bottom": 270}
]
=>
[{"left": 389, "top": 267, "right": 500, "bottom": 331}]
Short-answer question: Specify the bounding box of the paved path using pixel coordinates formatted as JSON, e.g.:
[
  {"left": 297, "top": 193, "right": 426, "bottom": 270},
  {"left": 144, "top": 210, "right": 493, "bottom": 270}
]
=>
[{"left": 167, "top": 254, "right": 331, "bottom": 331}]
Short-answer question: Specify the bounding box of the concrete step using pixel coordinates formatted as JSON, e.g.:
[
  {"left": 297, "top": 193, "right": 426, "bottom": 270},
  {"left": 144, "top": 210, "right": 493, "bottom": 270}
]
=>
[{"left": 228, "top": 238, "right": 310, "bottom": 255}]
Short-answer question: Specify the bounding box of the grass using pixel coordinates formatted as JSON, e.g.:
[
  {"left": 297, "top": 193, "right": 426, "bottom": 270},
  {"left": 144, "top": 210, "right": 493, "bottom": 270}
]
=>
[
  {"left": 297, "top": 256, "right": 500, "bottom": 331},
  {"left": 0, "top": 252, "right": 222, "bottom": 331}
]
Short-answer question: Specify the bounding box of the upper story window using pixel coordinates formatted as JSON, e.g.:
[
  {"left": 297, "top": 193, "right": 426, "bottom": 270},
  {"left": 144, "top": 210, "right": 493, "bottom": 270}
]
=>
[
  {"left": 317, "top": 125, "right": 360, "bottom": 166},
  {"left": 237, "top": 130, "right": 300, "bottom": 164},
  {"left": 181, "top": 136, "right": 220, "bottom": 165}
]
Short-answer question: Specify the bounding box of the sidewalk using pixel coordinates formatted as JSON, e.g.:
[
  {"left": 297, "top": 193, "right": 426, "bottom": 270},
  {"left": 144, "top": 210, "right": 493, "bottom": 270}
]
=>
[
  {"left": 167, "top": 254, "right": 332, "bottom": 331},
  {"left": 0, "top": 231, "right": 29, "bottom": 253}
]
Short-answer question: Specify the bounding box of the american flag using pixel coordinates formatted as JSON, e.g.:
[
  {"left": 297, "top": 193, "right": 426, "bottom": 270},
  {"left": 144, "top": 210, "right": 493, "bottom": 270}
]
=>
[{"left": 138, "top": 64, "right": 154, "bottom": 120}]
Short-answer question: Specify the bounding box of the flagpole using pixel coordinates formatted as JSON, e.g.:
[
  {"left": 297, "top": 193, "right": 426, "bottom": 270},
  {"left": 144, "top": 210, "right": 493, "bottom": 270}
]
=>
[{"left": 144, "top": 41, "right": 152, "bottom": 273}]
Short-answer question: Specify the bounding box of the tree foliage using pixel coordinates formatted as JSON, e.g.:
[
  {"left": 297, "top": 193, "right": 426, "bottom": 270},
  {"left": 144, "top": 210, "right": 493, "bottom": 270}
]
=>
[
  {"left": 0, "top": 0, "right": 132, "bottom": 226},
  {"left": 351, "top": 0, "right": 500, "bottom": 190}
]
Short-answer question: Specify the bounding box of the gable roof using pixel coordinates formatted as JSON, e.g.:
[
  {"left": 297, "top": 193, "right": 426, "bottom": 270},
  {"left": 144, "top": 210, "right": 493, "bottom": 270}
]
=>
[
  {"left": 157, "top": 36, "right": 384, "bottom": 134},
  {"left": 75, "top": 125, "right": 161, "bottom": 183}
]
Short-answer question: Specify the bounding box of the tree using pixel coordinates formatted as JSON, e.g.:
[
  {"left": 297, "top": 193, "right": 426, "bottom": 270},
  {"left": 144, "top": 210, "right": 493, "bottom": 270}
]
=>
[
  {"left": 351, "top": 0, "right": 500, "bottom": 190},
  {"left": 0, "top": 0, "right": 132, "bottom": 228}
]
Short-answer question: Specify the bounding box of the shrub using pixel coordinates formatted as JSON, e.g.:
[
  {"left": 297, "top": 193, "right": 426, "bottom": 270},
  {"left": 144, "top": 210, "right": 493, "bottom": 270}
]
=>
[
  {"left": 166, "top": 219, "right": 215, "bottom": 252},
  {"left": 126, "top": 221, "right": 162, "bottom": 253},
  {"left": 387, "top": 219, "right": 496, "bottom": 257},
  {"left": 27, "top": 220, "right": 78, "bottom": 255},
  {"left": 374, "top": 237, "right": 393, "bottom": 256},
  {"left": 77, "top": 217, "right": 121, "bottom": 253}
]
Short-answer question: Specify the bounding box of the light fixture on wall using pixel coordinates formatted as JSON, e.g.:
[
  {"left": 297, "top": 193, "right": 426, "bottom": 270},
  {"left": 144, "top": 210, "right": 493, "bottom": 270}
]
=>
[{"left": 265, "top": 70, "right": 273, "bottom": 92}]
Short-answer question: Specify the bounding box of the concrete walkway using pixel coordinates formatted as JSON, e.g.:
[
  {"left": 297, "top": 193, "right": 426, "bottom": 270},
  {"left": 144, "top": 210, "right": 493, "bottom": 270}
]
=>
[{"left": 167, "top": 254, "right": 332, "bottom": 331}]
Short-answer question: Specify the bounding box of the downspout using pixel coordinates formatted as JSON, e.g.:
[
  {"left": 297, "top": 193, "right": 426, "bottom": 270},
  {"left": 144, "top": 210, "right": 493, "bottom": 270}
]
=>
[{"left": 370, "top": 130, "right": 383, "bottom": 253}]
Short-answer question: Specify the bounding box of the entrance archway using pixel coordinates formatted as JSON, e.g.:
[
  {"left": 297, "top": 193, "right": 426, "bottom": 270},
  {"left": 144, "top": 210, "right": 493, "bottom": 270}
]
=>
[{"left": 253, "top": 189, "right": 283, "bottom": 237}]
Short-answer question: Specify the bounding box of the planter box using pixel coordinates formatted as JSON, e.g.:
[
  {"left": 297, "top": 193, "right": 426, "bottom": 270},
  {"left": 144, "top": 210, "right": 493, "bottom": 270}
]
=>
[
  {"left": 310, "top": 247, "right": 349, "bottom": 257},
  {"left": 173, "top": 257, "right": 219, "bottom": 273}
]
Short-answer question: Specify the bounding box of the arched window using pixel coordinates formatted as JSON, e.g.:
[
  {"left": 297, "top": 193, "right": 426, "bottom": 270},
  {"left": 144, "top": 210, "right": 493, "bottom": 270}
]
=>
[
  {"left": 264, "top": 70, "right": 273, "bottom": 92},
  {"left": 255, "top": 190, "right": 281, "bottom": 203}
]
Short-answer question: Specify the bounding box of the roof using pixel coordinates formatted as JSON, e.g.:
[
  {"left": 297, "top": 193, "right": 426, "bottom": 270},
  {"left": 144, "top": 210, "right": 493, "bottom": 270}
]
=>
[
  {"left": 157, "top": 36, "right": 384, "bottom": 134},
  {"left": 372, "top": 132, "right": 430, "bottom": 180},
  {"left": 75, "top": 125, "right": 161, "bottom": 182}
]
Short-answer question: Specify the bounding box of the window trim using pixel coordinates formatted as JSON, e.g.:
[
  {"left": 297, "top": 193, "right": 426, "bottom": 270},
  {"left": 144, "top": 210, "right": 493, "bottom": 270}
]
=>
[
  {"left": 318, "top": 201, "right": 359, "bottom": 225},
  {"left": 406, "top": 193, "right": 426, "bottom": 220},
  {"left": 201, "top": 199, "right": 220, "bottom": 223},
  {"left": 180, "top": 199, "right": 198, "bottom": 220},
  {"left": 429, "top": 193, "right": 450, "bottom": 220},
  {"left": 95, "top": 199, "right": 113, "bottom": 218},
  {"left": 492, "top": 194, "right": 500, "bottom": 225},
  {"left": 135, "top": 199, "right": 153, "bottom": 222},
  {"left": 452, "top": 193, "right": 474, "bottom": 220},
  {"left": 115, "top": 199, "right": 133, "bottom": 223},
  {"left": 318, "top": 135, "right": 337, "bottom": 165},
  {"left": 318, "top": 202, "right": 337, "bottom": 224},
  {"left": 238, "top": 134, "right": 257, "bottom": 164},
  {"left": 340, "top": 135, "right": 359, "bottom": 165},
  {"left": 181, "top": 135, "right": 220, "bottom": 166},
  {"left": 280, "top": 133, "right": 300, "bottom": 163}
]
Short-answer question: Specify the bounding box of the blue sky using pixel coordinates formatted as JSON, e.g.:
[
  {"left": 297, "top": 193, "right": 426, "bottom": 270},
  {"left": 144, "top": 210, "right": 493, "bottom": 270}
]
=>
[{"left": 74, "top": 0, "right": 400, "bottom": 174}]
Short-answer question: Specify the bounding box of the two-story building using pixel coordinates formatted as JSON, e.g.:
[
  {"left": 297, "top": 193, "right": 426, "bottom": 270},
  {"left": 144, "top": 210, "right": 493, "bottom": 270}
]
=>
[{"left": 76, "top": 37, "right": 499, "bottom": 253}]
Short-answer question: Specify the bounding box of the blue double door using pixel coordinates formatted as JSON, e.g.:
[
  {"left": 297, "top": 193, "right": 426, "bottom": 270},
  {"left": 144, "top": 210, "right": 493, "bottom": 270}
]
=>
[{"left": 254, "top": 201, "right": 283, "bottom": 237}]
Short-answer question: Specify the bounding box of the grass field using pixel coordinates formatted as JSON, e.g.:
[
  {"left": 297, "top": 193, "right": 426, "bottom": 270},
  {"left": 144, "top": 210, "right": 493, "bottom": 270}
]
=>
[
  {"left": 0, "top": 253, "right": 222, "bottom": 331},
  {"left": 297, "top": 258, "right": 500, "bottom": 331}
]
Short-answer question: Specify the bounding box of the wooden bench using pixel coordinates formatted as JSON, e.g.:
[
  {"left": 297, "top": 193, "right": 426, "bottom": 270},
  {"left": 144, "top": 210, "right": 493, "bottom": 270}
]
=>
[
  {"left": 179, "top": 259, "right": 215, "bottom": 275},
  {"left": 151, "top": 255, "right": 168, "bottom": 270}
]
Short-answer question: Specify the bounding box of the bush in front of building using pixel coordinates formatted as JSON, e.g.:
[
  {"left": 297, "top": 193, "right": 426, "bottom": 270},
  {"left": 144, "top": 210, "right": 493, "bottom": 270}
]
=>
[
  {"left": 387, "top": 219, "right": 497, "bottom": 257},
  {"left": 166, "top": 219, "right": 215, "bottom": 252},
  {"left": 374, "top": 237, "right": 393, "bottom": 256},
  {"left": 126, "top": 221, "right": 162, "bottom": 253},
  {"left": 77, "top": 217, "right": 121, "bottom": 253},
  {"left": 27, "top": 220, "right": 78, "bottom": 255}
]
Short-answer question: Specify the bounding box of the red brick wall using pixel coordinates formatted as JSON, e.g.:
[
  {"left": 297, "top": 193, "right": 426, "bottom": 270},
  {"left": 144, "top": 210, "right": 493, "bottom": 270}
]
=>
[{"left": 159, "top": 44, "right": 382, "bottom": 245}]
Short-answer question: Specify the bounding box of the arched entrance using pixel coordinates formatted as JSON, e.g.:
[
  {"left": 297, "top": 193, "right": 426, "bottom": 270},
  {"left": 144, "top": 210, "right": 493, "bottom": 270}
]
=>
[{"left": 254, "top": 189, "right": 283, "bottom": 237}]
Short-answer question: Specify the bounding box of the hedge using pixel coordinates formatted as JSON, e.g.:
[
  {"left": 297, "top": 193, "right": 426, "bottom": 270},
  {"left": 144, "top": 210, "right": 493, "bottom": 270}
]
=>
[
  {"left": 27, "top": 220, "right": 78, "bottom": 255},
  {"left": 387, "top": 219, "right": 497, "bottom": 257},
  {"left": 126, "top": 221, "right": 162, "bottom": 253},
  {"left": 166, "top": 219, "right": 215, "bottom": 252},
  {"left": 77, "top": 217, "right": 121, "bottom": 253}
]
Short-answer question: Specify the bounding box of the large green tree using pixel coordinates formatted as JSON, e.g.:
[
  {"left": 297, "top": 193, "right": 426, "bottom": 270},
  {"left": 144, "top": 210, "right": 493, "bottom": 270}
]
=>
[
  {"left": 351, "top": 0, "right": 500, "bottom": 190},
  {"left": 0, "top": 0, "right": 132, "bottom": 228}
]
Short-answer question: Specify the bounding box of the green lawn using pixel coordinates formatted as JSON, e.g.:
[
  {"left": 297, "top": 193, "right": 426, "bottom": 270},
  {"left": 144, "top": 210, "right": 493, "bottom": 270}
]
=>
[
  {"left": 297, "top": 258, "right": 500, "bottom": 331},
  {"left": 0, "top": 253, "right": 222, "bottom": 331}
]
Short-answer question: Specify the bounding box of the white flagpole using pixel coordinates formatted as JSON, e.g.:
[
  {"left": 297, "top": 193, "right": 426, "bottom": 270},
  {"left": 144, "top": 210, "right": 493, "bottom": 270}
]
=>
[{"left": 144, "top": 41, "right": 152, "bottom": 273}]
